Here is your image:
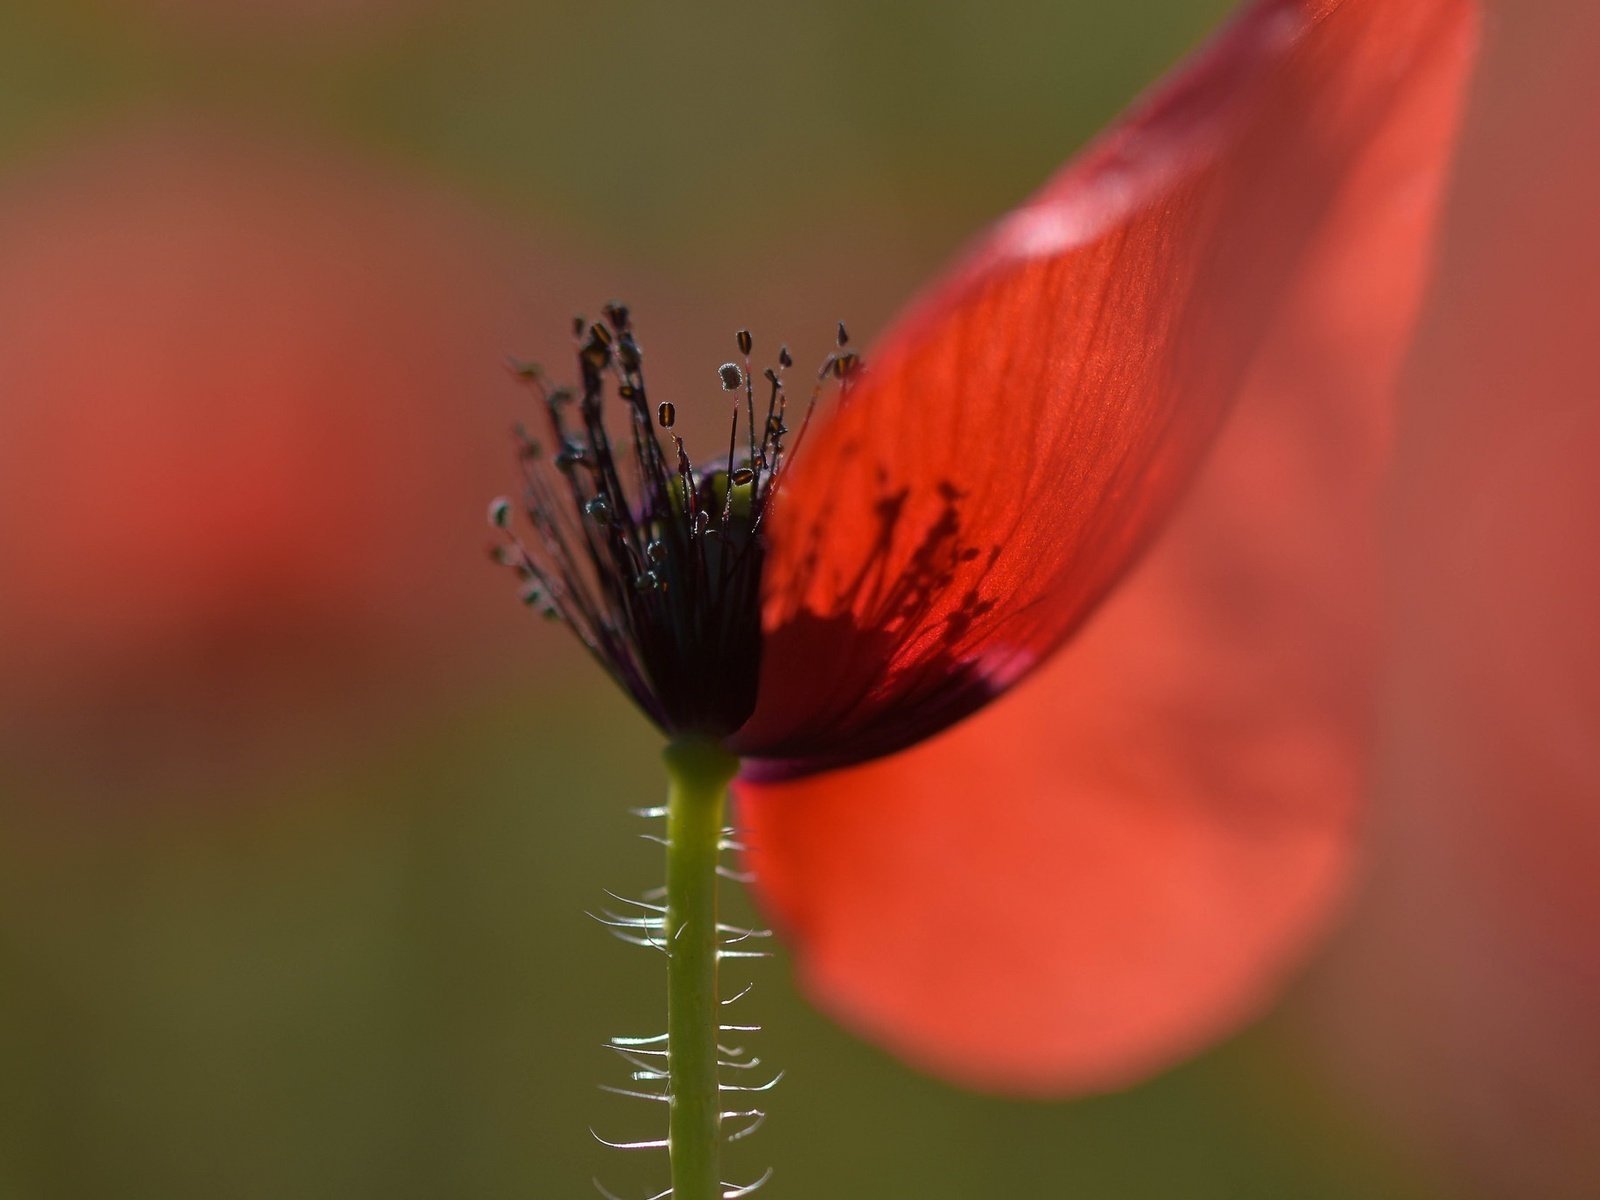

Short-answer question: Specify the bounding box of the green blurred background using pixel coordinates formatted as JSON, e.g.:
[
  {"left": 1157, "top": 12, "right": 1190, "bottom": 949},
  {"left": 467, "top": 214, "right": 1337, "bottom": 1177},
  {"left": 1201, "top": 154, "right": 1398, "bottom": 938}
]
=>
[{"left": 0, "top": 1, "right": 1469, "bottom": 1196}]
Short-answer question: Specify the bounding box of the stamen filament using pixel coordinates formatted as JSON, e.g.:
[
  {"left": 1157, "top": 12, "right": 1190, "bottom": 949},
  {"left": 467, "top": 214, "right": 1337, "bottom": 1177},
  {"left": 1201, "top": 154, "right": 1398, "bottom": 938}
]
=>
[{"left": 496, "top": 310, "right": 856, "bottom": 740}]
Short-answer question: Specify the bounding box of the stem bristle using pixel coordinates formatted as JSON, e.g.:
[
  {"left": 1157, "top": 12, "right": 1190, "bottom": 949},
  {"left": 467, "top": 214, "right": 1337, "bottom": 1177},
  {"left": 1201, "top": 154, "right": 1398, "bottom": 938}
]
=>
[{"left": 594, "top": 747, "right": 775, "bottom": 1200}]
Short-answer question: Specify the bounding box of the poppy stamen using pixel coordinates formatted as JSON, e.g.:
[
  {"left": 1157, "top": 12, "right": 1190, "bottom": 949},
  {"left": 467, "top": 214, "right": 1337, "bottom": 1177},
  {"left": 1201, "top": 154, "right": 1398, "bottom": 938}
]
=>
[{"left": 494, "top": 306, "right": 856, "bottom": 738}]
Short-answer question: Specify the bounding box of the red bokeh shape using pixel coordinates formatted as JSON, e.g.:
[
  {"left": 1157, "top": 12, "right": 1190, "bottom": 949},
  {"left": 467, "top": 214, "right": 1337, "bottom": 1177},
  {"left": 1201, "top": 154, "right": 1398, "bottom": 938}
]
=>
[
  {"left": 0, "top": 123, "right": 551, "bottom": 782},
  {"left": 1313, "top": 2, "right": 1600, "bottom": 1190}
]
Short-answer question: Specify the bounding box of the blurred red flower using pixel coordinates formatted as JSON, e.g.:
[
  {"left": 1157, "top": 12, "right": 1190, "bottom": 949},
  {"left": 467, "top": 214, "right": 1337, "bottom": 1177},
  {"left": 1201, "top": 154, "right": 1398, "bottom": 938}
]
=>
[
  {"left": 0, "top": 123, "right": 556, "bottom": 792},
  {"left": 1311, "top": 2, "right": 1600, "bottom": 1191},
  {"left": 731, "top": 0, "right": 1480, "bottom": 1094}
]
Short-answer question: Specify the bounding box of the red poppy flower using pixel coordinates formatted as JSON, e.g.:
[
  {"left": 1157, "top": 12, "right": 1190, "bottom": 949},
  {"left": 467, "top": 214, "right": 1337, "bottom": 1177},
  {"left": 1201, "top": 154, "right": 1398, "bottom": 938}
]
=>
[
  {"left": 500, "top": 0, "right": 1479, "bottom": 1094},
  {"left": 0, "top": 122, "right": 553, "bottom": 788}
]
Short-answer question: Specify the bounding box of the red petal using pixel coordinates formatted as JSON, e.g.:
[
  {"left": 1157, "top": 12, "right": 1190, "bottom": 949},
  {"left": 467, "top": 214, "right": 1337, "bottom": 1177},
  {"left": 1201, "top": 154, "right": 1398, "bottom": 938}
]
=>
[
  {"left": 739, "top": 0, "right": 1478, "bottom": 1093},
  {"left": 735, "top": 0, "right": 1478, "bottom": 770}
]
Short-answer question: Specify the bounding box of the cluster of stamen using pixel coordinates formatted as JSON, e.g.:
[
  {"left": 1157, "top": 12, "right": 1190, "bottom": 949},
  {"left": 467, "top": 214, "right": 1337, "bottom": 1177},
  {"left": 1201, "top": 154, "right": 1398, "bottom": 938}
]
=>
[{"left": 491, "top": 304, "right": 859, "bottom": 737}]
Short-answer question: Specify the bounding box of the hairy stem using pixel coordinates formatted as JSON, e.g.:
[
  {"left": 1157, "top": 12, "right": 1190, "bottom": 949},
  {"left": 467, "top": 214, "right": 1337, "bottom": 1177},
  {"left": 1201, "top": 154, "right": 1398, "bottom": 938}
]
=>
[{"left": 663, "top": 738, "right": 739, "bottom": 1200}]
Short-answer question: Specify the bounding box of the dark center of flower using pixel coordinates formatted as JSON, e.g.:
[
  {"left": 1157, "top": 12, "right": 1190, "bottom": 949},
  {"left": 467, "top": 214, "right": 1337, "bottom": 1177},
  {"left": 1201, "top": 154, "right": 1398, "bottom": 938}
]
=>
[{"left": 491, "top": 303, "right": 858, "bottom": 738}]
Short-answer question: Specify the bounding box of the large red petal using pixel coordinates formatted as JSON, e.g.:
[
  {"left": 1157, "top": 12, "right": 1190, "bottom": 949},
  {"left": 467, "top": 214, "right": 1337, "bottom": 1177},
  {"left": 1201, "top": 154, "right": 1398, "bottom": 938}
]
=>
[
  {"left": 735, "top": 0, "right": 1477, "bottom": 771},
  {"left": 739, "top": 0, "right": 1478, "bottom": 1093}
]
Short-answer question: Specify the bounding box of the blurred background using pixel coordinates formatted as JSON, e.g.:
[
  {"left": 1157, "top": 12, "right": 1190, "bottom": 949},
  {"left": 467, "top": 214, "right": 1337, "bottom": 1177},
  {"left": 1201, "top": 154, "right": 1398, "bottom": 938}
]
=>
[{"left": 0, "top": 1, "right": 1587, "bottom": 1197}]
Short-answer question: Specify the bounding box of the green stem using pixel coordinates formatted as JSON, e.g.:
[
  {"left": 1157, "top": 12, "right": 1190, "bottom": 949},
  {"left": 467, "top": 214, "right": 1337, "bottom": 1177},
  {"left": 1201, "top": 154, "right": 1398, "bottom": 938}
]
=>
[{"left": 663, "top": 737, "right": 739, "bottom": 1200}]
